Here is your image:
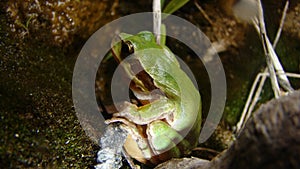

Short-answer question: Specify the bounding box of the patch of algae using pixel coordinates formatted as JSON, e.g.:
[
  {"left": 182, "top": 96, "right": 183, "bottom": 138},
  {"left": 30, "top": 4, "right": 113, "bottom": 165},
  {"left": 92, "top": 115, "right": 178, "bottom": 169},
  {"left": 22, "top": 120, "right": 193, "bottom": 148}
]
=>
[{"left": 0, "top": 1, "right": 102, "bottom": 168}]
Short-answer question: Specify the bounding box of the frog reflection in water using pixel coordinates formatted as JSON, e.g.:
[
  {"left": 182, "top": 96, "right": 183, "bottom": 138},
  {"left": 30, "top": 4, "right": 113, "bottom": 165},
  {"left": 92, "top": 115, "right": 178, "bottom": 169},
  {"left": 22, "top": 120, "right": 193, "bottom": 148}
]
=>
[{"left": 106, "top": 31, "right": 202, "bottom": 165}]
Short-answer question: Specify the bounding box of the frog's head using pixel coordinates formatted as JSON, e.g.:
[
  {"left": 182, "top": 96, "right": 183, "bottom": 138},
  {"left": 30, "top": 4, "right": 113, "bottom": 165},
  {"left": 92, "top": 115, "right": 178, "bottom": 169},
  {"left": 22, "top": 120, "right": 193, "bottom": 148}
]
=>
[{"left": 111, "top": 31, "right": 157, "bottom": 63}]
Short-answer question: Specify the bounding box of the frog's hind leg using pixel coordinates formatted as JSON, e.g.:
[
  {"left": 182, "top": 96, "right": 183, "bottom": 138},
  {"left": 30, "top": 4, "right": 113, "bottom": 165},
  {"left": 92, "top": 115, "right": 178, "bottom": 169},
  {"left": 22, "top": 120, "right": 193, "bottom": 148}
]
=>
[{"left": 147, "top": 120, "right": 190, "bottom": 157}]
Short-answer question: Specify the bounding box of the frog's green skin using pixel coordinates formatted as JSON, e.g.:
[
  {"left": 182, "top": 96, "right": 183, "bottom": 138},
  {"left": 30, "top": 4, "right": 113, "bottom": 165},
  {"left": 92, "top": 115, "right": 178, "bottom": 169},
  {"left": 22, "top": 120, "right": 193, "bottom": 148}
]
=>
[{"left": 109, "top": 31, "right": 202, "bottom": 164}]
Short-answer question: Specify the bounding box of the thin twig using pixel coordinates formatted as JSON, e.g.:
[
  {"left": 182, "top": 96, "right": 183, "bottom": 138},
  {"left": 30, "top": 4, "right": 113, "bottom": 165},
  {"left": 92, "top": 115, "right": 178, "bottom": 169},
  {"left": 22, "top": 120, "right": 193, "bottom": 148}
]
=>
[
  {"left": 273, "top": 0, "right": 289, "bottom": 48},
  {"left": 194, "top": 0, "right": 214, "bottom": 26},
  {"left": 253, "top": 0, "right": 296, "bottom": 97},
  {"left": 192, "top": 147, "right": 220, "bottom": 154},
  {"left": 267, "top": 53, "right": 280, "bottom": 98},
  {"left": 236, "top": 70, "right": 300, "bottom": 133},
  {"left": 153, "top": 0, "right": 161, "bottom": 44},
  {"left": 283, "top": 72, "right": 300, "bottom": 78},
  {"left": 273, "top": 0, "right": 294, "bottom": 92},
  {"left": 256, "top": 0, "right": 280, "bottom": 98},
  {"left": 253, "top": 1, "right": 281, "bottom": 98},
  {"left": 237, "top": 0, "right": 291, "bottom": 133},
  {"left": 236, "top": 68, "right": 265, "bottom": 132},
  {"left": 245, "top": 68, "right": 267, "bottom": 125}
]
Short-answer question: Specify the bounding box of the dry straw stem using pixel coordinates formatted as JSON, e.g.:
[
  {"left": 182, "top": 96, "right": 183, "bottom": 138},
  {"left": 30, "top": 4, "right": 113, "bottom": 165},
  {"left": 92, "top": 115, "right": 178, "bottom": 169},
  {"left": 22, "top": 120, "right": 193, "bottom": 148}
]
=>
[
  {"left": 236, "top": 0, "right": 293, "bottom": 133},
  {"left": 194, "top": 0, "right": 214, "bottom": 26},
  {"left": 153, "top": 0, "right": 161, "bottom": 44},
  {"left": 253, "top": 0, "right": 293, "bottom": 96},
  {"left": 273, "top": 0, "right": 289, "bottom": 49},
  {"left": 254, "top": 0, "right": 280, "bottom": 98}
]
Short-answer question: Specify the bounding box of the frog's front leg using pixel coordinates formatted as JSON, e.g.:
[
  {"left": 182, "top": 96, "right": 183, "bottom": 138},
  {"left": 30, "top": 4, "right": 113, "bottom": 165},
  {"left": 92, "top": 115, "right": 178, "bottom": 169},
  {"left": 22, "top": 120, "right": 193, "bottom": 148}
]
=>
[{"left": 114, "top": 97, "right": 175, "bottom": 125}]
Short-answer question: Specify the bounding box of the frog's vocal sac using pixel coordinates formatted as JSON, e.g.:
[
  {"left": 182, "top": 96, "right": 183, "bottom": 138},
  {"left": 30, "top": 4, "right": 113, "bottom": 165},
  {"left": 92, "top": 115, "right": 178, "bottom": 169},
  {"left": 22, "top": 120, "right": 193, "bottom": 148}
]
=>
[{"left": 107, "top": 31, "right": 202, "bottom": 165}]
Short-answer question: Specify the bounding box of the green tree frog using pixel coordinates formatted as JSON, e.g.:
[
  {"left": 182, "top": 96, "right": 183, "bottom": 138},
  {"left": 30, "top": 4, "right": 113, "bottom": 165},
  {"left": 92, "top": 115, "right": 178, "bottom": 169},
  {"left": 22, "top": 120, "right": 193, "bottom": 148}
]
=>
[{"left": 106, "top": 31, "right": 202, "bottom": 165}]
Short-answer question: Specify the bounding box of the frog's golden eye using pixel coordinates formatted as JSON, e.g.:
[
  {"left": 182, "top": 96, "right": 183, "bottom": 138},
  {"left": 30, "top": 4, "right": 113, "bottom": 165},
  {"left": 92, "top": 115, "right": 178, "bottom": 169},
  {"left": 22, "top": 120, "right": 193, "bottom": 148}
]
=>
[{"left": 123, "top": 41, "right": 134, "bottom": 54}]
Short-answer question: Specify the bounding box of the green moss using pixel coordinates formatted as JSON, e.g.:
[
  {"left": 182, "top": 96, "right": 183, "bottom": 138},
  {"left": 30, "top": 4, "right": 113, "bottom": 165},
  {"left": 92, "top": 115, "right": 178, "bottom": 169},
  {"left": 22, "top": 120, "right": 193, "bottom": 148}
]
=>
[{"left": 0, "top": 3, "right": 98, "bottom": 167}]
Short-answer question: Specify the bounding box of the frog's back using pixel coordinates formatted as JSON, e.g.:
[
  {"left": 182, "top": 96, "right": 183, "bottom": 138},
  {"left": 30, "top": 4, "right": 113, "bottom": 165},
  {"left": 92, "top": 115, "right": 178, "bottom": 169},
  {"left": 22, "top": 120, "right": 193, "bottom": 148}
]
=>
[
  {"left": 138, "top": 48, "right": 201, "bottom": 133},
  {"left": 131, "top": 31, "right": 201, "bottom": 136}
]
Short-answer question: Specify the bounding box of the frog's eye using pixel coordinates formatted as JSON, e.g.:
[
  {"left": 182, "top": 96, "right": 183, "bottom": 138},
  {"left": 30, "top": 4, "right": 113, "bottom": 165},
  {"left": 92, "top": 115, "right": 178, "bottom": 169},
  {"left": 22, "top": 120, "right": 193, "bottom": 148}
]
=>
[{"left": 123, "top": 41, "right": 134, "bottom": 54}]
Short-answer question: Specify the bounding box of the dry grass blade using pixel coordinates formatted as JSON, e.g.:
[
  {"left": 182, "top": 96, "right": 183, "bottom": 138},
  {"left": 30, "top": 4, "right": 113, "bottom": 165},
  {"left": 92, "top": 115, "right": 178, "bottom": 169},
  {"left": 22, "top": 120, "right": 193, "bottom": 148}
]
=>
[
  {"left": 153, "top": 0, "right": 161, "bottom": 44},
  {"left": 236, "top": 0, "right": 294, "bottom": 134}
]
